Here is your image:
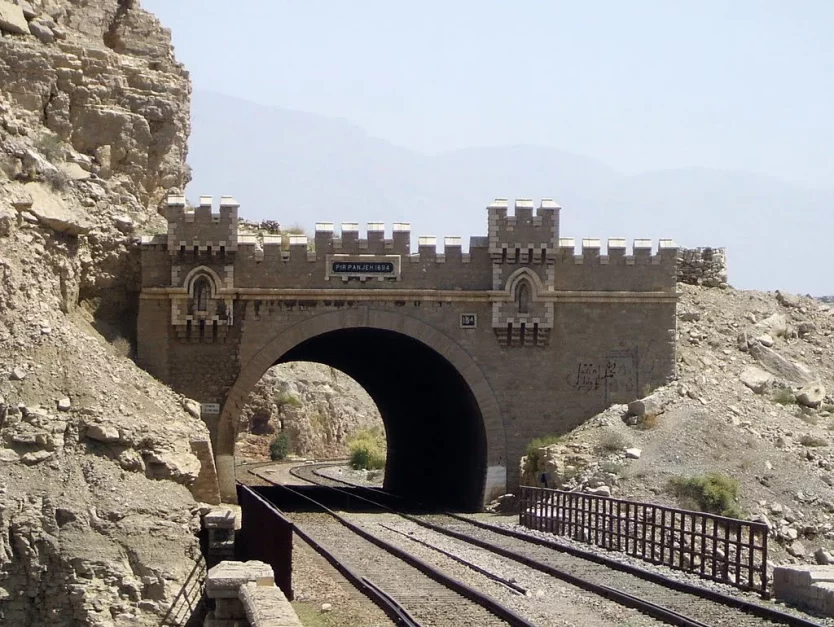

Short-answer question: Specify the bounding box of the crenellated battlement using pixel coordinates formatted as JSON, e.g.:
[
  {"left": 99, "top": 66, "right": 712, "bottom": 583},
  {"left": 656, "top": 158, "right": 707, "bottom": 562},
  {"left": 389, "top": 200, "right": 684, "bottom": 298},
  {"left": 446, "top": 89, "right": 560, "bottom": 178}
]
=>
[
  {"left": 166, "top": 194, "right": 239, "bottom": 254},
  {"left": 488, "top": 198, "right": 560, "bottom": 262},
  {"left": 143, "top": 194, "right": 678, "bottom": 296},
  {"left": 555, "top": 237, "right": 678, "bottom": 265}
]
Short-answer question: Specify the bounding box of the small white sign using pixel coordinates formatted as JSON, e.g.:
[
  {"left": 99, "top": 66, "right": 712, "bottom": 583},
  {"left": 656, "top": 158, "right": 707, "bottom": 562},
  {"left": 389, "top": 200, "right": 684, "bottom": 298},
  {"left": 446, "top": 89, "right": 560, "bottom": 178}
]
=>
[
  {"left": 460, "top": 314, "right": 477, "bottom": 329},
  {"left": 201, "top": 403, "right": 221, "bottom": 415}
]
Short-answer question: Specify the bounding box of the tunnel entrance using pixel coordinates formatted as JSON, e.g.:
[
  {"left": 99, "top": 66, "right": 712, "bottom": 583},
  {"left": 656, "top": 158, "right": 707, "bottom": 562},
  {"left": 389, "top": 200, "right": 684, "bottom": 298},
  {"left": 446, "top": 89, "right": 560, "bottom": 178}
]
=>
[{"left": 277, "top": 328, "right": 488, "bottom": 511}]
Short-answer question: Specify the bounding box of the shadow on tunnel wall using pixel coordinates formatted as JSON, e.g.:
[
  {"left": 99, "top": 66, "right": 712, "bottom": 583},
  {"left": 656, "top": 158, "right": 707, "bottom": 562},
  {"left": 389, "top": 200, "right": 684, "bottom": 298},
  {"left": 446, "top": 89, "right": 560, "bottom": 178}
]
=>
[{"left": 279, "top": 328, "right": 488, "bottom": 512}]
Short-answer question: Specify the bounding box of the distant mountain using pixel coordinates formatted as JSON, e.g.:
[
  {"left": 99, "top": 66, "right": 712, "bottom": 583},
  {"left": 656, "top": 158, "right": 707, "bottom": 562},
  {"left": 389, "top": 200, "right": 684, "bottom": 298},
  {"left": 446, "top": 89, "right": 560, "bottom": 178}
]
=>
[{"left": 187, "top": 90, "right": 833, "bottom": 296}]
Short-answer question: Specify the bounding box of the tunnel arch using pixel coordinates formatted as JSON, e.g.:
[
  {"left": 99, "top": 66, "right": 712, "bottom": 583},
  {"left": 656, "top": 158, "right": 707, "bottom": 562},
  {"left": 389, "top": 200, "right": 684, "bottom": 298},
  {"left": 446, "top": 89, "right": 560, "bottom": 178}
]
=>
[{"left": 216, "top": 308, "right": 506, "bottom": 509}]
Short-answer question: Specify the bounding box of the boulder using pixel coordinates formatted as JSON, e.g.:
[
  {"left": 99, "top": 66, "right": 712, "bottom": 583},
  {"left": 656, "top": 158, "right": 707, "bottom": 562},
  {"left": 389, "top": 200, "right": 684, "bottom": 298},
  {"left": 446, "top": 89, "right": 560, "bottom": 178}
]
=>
[
  {"left": 113, "top": 215, "right": 134, "bottom": 233},
  {"left": 787, "top": 541, "right": 806, "bottom": 558},
  {"left": 585, "top": 485, "right": 611, "bottom": 497},
  {"left": 776, "top": 291, "right": 802, "bottom": 308},
  {"left": 797, "top": 384, "right": 826, "bottom": 409},
  {"left": 86, "top": 423, "right": 120, "bottom": 443},
  {"left": 755, "top": 313, "right": 789, "bottom": 338},
  {"left": 19, "top": 183, "right": 93, "bottom": 235},
  {"left": 0, "top": 449, "right": 20, "bottom": 463},
  {"left": 10, "top": 367, "right": 27, "bottom": 381},
  {"left": 627, "top": 394, "right": 664, "bottom": 417},
  {"left": 0, "top": 1, "right": 30, "bottom": 35},
  {"left": 755, "top": 334, "right": 774, "bottom": 347},
  {"left": 739, "top": 366, "right": 773, "bottom": 394},
  {"left": 56, "top": 397, "right": 71, "bottom": 412},
  {"left": 749, "top": 344, "right": 816, "bottom": 385},
  {"left": 182, "top": 398, "right": 201, "bottom": 419},
  {"left": 58, "top": 162, "right": 90, "bottom": 181},
  {"left": 18, "top": 1, "right": 36, "bottom": 19},
  {"left": 28, "top": 19, "right": 55, "bottom": 44},
  {"left": 625, "top": 448, "right": 642, "bottom": 459},
  {"left": 0, "top": 206, "right": 13, "bottom": 237},
  {"left": 815, "top": 548, "right": 834, "bottom": 565}
]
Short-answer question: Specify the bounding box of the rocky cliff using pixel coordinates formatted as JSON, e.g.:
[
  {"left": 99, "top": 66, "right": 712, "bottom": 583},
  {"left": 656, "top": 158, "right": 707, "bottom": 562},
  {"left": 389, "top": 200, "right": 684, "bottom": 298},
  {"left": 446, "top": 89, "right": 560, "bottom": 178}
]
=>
[
  {"left": 237, "top": 362, "right": 382, "bottom": 462},
  {"left": 0, "top": 2, "right": 210, "bottom": 625}
]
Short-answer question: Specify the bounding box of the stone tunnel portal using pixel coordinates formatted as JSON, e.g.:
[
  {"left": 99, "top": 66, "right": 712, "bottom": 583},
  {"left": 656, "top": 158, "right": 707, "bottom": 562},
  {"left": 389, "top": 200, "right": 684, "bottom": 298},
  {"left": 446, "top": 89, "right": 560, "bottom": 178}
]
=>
[{"left": 277, "top": 328, "right": 488, "bottom": 512}]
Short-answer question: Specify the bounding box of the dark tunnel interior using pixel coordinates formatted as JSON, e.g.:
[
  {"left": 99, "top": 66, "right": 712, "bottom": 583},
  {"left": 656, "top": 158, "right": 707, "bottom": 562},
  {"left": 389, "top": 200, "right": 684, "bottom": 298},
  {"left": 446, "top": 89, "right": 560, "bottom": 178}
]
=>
[{"left": 278, "top": 328, "right": 488, "bottom": 511}]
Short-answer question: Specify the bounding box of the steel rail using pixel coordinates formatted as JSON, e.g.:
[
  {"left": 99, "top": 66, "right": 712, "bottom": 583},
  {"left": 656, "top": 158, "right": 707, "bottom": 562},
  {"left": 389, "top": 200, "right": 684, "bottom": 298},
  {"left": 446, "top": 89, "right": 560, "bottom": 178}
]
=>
[
  {"left": 270, "top": 481, "right": 535, "bottom": 627},
  {"left": 292, "top": 462, "right": 824, "bottom": 627}
]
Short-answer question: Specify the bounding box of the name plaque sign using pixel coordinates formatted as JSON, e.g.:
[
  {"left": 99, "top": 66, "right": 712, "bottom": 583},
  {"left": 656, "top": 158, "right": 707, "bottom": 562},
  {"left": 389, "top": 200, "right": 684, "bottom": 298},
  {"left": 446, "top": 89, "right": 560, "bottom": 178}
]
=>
[
  {"left": 325, "top": 254, "right": 401, "bottom": 280},
  {"left": 332, "top": 261, "right": 394, "bottom": 274}
]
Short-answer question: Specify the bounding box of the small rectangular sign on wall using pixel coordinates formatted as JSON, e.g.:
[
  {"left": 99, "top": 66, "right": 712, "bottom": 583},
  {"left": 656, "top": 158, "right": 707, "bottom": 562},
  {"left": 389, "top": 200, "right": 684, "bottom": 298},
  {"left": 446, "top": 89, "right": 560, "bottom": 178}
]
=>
[
  {"left": 201, "top": 403, "right": 221, "bottom": 415},
  {"left": 460, "top": 314, "right": 477, "bottom": 328}
]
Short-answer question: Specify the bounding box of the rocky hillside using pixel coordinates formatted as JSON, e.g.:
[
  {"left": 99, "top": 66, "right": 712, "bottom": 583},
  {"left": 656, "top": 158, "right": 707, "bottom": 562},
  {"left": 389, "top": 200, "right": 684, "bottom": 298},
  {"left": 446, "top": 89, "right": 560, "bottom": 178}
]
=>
[
  {"left": 0, "top": 2, "right": 213, "bottom": 625},
  {"left": 236, "top": 362, "right": 382, "bottom": 462},
  {"left": 522, "top": 284, "right": 834, "bottom": 565}
]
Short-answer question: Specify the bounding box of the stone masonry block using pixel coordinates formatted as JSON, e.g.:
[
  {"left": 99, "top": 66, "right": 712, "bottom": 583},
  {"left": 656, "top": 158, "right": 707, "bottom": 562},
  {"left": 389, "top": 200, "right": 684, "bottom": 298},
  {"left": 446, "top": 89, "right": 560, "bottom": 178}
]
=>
[
  {"left": 239, "top": 582, "right": 303, "bottom": 627},
  {"left": 206, "top": 561, "right": 275, "bottom": 599}
]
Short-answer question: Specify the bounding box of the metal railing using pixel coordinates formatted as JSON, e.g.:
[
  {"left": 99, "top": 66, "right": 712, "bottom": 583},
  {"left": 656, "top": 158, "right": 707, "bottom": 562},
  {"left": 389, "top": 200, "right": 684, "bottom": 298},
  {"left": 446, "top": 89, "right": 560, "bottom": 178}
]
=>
[
  {"left": 160, "top": 554, "right": 209, "bottom": 627},
  {"left": 519, "top": 486, "right": 769, "bottom": 594},
  {"left": 237, "top": 484, "right": 295, "bottom": 600}
]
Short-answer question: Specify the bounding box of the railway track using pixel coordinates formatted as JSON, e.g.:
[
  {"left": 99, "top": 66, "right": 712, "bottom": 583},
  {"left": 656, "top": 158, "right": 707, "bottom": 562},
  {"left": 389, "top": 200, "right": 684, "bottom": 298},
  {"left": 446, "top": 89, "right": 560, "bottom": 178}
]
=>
[{"left": 267, "top": 462, "right": 825, "bottom": 627}]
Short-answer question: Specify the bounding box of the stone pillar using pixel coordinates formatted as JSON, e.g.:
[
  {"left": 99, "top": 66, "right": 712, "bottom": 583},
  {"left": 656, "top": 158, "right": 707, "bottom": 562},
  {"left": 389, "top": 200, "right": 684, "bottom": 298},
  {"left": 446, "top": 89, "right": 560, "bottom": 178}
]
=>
[{"left": 203, "top": 507, "right": 238, "bottom": 562}]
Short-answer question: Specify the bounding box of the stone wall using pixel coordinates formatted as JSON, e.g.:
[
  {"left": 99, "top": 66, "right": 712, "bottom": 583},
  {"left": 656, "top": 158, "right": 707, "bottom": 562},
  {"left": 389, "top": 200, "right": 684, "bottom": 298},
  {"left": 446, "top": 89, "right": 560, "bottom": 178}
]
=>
[{"left": 677, "top": 247, "right": 728, "bottom": 288}]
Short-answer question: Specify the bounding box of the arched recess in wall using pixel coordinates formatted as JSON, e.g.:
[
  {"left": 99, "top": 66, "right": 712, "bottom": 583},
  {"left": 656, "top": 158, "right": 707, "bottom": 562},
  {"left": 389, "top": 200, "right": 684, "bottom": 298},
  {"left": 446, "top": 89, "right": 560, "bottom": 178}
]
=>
[
  {"left": 214, "top": 308, "right": 506, "bottom": 504},
  {"left": 182, "top": 265, "right": 223, "bottom": 297},
  {"left": 504, "top": 267, "right": 544, "bottom": 302}
]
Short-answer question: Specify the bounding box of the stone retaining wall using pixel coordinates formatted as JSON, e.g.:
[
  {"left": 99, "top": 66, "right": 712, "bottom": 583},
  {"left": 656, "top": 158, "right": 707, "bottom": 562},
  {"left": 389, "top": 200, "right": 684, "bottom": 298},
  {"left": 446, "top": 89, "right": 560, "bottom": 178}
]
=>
[
  {"left": 773, "top": 564, "right": 834, "bottom": 616},
  {"left": 677, "top": 247, "right": 728, "bottom": 288}
]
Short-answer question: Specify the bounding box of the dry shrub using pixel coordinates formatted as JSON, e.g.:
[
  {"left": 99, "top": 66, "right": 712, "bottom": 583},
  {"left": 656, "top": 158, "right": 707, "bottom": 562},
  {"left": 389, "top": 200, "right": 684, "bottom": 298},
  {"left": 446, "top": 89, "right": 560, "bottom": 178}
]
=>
[
  {"left": 636, "top": 413, "right": 661, "bottom": 430},
  {"left": 598, "top": 430, "right": 631, "bottom": 452}
]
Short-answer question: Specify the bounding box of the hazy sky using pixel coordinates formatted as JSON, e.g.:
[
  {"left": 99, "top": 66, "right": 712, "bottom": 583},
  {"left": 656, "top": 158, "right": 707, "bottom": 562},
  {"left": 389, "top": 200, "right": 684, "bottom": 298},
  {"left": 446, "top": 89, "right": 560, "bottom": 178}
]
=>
[{"left": 143, "top": 0, "right": 833, "bottom": 189}]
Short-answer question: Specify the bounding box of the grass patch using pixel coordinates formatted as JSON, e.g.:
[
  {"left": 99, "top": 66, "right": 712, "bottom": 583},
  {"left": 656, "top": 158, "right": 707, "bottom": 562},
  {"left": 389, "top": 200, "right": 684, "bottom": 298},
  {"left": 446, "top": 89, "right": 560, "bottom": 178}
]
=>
[
  {"left": 525, "top": 435, "right": 563, "bottom": 468},
  {"left": 274, "top": 391, "right": 301, "bottom": 410},
  {"left": 600, "top": 460, "right": 625, "bottom": 476},
  {"left": 347, "top": 426, "right": 386, "bottom": 470},
  {"left": 772, "top": 387, "right": 796, "bottom": 406},
  {"left": 34, "top": 132, "right": 65, "bottom": 162},
  {"left": 269, "top": 431, "right": 291, "bottom": 460},
  {"left": 668, "top": 473, "right": 742, "bottom": 518},
  {"left": 800, "top": 434, "right": 829, "bottom": 448}
]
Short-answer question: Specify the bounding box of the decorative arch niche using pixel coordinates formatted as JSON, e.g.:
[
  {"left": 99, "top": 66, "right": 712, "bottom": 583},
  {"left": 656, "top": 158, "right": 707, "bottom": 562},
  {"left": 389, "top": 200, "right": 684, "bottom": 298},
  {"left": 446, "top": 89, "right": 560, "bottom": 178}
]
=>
[{"left": 492, "top": 267, "right": 553, "bottom": 348}]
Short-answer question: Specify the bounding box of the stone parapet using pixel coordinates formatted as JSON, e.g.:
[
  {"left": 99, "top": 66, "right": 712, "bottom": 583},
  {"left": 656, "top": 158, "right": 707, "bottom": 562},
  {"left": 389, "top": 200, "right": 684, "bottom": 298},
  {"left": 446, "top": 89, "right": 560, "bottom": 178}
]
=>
[
  {"left": 204, "top": 560, "right": 300, "bottom": 627},
  {"left": 677, "top": 246, "right": 728, "bottom": 287},
  {"left": 773, "top": 564, "right": 834, "bottom": 616}
]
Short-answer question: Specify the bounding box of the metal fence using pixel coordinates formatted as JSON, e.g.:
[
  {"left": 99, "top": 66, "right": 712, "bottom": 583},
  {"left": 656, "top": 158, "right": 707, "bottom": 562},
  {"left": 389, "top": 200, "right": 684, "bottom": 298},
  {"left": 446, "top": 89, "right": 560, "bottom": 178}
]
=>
[
  {"left": 160, "top": 554, "right": 209, "bottom": 627},
  {"left": 237, "top": 484, "right": 295, "bottom": 600},
  {"left": 519, "top": 486, "right": 769, "bottom": 594}
]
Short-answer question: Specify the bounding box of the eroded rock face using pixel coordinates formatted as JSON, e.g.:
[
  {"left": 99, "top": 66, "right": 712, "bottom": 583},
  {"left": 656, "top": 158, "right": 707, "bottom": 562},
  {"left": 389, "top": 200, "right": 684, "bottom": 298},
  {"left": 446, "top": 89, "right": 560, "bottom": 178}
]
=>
[
  {"left": 0, "top": 0, "right": 190, "bottom": 207},
  {"left": 237, "top": 362, "right": 383, "bottom": 461},
  {"left": 0, "top": 2, "right": 207, "bottom": 625}
]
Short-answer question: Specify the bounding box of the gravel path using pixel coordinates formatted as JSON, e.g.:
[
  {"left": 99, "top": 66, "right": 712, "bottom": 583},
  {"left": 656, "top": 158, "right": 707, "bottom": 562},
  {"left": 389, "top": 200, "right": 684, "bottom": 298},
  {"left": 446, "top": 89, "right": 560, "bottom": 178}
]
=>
[
  {"left": 418, "top": 513, "right": 819, "bottom": 627},
  {"left": 347, "top": 512, "right": 665, "bottom": 627},
  {"left": 288, "top": 512, "right": 512, "bottom": 626}
]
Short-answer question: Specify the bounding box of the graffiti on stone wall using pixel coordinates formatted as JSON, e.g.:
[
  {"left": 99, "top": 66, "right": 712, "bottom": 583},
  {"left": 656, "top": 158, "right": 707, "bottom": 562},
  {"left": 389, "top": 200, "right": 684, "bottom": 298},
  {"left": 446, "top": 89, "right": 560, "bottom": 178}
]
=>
[{"left": 569, "top": 348, "right": 638, "bottom": 404}]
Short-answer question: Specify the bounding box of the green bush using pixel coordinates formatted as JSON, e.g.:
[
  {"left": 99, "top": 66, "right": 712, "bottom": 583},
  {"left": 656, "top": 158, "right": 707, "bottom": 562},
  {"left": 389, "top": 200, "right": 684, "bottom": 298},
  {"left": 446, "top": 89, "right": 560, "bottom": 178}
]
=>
[
  {"left": 274, "top": 391, "right": 301, "bottom": 410},
  {"left": 669, "top": 473, "right": 742, "bottom": 518},
  {"left": 269, "top": 432, "right": 292, "bottom": 460},
  {"left": 347, "top": 427, "right": 386, "bottom": 470},
  {"left": 524, "top": 435, "right": 563, "bottom": 468}
]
